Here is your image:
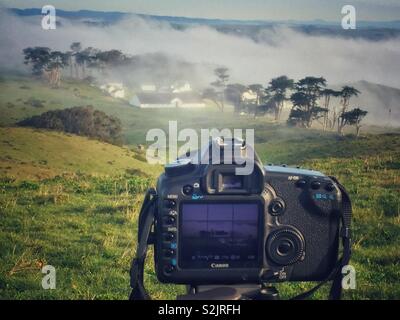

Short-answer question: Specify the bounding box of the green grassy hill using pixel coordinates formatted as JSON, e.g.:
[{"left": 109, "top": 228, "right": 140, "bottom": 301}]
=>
[
  {"left": 0, "top": 74, "right": 399, "bottom": 300},
  {"left": 0, "top": 127, "right": 169, "bottom": 299},
  {"left": 0, "top": 127, "right": 160, "bottom": 180},
  {"left": 2, "top": 74, "right": 399, "bottom": 149},
  {"left": 0, "top": 75, "right": 129, "bottom": 127}
]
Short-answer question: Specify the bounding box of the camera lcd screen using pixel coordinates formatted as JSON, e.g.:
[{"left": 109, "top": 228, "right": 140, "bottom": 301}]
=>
[
  {"left": 221, "top": 174, "right": 244, "bottom": 190},
  {"left": 179, "top": 203, "right": 260, "bottom": 269}
]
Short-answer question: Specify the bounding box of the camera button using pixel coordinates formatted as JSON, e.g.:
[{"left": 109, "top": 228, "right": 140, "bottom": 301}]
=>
[
  {"left": 164, "top": 232, "right": 175, "bottom": 241},
  {"left": 165, "top": 249, "right": 175, "bottom": 257},
  {"left": 182, "top": 185, "right": 194, "bottom": 195},
  {"left": 295, "top": 179, "right": 307, "bottom": 188},
  {"left": 325, "top": 183, "right": 335, "bottom": 192},
  {"left": 166, "top": 215, "right": 176, "bottom": 225},
  {"left": 164, "top": 199, "right": 176, "bottom": 209},
  {"left": 164, "top": 265, "right": 175, "bottom": 274},
  {"left": 269, "top": 200, "right": 285, "bottom": 216},
  {"left": 311, "top": 181, "right": 321, "bottom": 190}
]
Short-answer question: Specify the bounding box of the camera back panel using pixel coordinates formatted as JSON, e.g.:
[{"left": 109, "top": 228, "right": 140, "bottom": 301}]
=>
[{"left": 154, "top": 158, "right": 343, "bottom": 285}]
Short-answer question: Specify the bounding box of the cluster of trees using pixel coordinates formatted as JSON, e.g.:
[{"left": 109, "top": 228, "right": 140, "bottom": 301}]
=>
[
  {"left": 18, "top": 106, "right": 123, "bottom": 145},
  {"left": 23, "top": 42, "right": 132, "bottom": 87},
  {"left": 22, "top": 43, "right": 368, "bottom": 136},
  {"left": 205, "top": 68, "right": 368, "bottom": 136},
  {"left": 23, "top": 47, "right": 68, "bottom": 87}
]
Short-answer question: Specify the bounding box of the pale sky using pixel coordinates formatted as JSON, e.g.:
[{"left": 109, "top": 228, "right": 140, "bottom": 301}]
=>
[{"left": 1, "top": 0, "right": 400, "bottom": 21}]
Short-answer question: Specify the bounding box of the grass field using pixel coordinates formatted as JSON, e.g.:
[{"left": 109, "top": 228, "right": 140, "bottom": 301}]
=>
[{"left": 0, "top": 75, "right": 399, "bottom": 299}]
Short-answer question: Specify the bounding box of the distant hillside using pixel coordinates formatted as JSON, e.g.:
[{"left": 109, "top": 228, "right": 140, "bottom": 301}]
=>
[
  {"left": 0, "top": 127, "right": 160, "bottom": 180},
  {"left": 9, "top": 8, "right": 400, "bottom": 28},
  {"left": 350, "top": 81, "right": 400, "bottom": 127},
  {"left": 7, "top": 8, "right": 400, "bottom": 40}
]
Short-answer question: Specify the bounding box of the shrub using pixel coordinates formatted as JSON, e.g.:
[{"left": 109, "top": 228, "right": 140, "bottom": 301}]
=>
[{"left": 17, "top": 105, "right": 123, "bottom": 146}]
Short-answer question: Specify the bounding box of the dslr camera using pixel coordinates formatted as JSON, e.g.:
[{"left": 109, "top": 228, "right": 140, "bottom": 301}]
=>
[{"left": 130, "top": 138, "right": 351, "bottom": 298}]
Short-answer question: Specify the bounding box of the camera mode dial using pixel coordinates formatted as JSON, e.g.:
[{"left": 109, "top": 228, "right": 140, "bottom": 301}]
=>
[{"left": 165, "top": 159, "right": 194, "bottom": 177}]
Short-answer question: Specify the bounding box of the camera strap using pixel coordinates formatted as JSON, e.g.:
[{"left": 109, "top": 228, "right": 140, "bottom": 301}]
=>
[
  {"left": 129, "top": 188, "right": 157, "bottom": 300},
  {"left": 292, "top": 177, "right": 352, "bottom": 300},
  {"left": 328, "top": 177, "right": 352, "bottom": 300}
]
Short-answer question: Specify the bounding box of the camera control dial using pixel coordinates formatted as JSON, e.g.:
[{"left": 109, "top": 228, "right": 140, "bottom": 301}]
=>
[{"left": 266, "top": 228, "right": 305, "bottom": 266}]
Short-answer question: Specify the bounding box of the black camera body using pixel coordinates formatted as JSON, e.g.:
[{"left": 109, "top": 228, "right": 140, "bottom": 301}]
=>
[{"left": 154, "top": 139, "right": 343, "bottom": 285}]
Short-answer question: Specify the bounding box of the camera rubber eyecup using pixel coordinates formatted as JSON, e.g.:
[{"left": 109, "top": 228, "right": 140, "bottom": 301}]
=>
[{"left": 266, "top": 228, "right": 305, "bottom": 266}]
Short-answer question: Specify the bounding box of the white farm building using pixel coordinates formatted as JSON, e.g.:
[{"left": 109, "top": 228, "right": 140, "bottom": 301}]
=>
[
  {"left": 129, "top": 92, "right": 205, "bottom": 109},
  {"left": 100, "top": 83, "right": 126, "bottom": 99}
]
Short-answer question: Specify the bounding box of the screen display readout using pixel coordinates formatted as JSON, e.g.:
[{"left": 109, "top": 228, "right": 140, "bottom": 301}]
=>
[{"left": 179, "top": 203, "right": 259, "bottom": 268}]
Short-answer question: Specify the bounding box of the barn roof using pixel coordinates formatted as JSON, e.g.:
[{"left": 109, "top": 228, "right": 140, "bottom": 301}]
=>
[
  {"left": 136, "top": 92, "right": 172, "bottom": 104},
  {"left": 136, "top": 92, "right": 204, "bottom": 104}
]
